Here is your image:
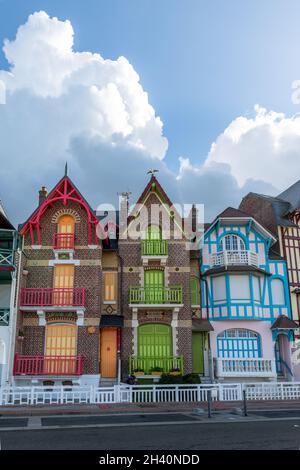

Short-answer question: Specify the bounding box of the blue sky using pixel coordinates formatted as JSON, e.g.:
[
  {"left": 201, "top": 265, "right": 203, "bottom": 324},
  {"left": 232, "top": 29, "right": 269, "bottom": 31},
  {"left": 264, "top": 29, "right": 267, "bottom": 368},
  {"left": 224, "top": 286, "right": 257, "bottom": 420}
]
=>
[
  {"left": 1, "top": 1, "right": 300, "bottom": 222},
  {"left": 1, "top": 0, "right": 300, "bottom": 170}
]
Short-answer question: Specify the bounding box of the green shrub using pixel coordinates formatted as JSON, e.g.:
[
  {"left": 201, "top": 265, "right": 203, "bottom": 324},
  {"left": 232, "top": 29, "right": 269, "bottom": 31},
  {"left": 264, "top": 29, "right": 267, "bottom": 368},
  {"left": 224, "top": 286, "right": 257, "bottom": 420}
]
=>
[
  {"left": 159, "top": 373, "right": 183, "bottom": 384},
  {"left": 182, "top": 373, "right": 201, "bottom": 384}
]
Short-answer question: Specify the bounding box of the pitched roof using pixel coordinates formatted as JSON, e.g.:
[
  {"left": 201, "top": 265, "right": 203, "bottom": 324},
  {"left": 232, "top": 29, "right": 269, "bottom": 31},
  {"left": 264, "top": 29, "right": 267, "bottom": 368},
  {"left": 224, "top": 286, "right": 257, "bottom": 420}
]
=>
[
  {"left": 277, "top": 179, "right": 300, "bottom": 212},
  {"left": 216, "top": 206, "right": 252, "bottom": 219},
  {"left": 242, "top": 192, "right": 296, "bottom": 228},
  {"left": 0, "top": 201, "right": 15, "bottom": 230},
  {"left": 271, "top": 315, "right": 299, "bottom": 330},
  {"left": 192, "top": 318, "right": 214, "bottom": 332},
  {"left": 128, "top": 175, "right": 174, "bottom": 219}
]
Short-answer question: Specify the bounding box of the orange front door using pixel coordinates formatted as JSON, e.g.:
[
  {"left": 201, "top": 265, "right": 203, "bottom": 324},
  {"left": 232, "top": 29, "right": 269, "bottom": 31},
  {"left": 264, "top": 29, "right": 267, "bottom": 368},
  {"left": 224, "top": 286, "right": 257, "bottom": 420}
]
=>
[{"left": 100, "top": 328, "right": 117, "bottom": 378}]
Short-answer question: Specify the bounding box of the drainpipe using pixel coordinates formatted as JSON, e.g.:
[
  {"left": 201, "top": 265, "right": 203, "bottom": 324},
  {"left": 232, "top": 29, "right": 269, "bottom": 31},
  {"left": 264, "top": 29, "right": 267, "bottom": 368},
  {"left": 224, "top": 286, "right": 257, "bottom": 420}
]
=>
[
  {"left": 117, "top": 251, "right": 124, "bottom": 384},
  {"left": 7, "top": 234, "right": 24, "bottom": 386},
  {"left": 202, "top": 276, "right": 214, "bottom": 382}
]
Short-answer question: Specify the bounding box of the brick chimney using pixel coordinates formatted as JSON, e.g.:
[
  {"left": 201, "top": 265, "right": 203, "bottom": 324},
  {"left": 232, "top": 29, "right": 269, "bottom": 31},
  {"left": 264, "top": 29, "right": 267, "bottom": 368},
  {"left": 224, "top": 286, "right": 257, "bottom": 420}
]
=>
[{"left": 39, "top": 186, "right": 48, "bottom": 206}]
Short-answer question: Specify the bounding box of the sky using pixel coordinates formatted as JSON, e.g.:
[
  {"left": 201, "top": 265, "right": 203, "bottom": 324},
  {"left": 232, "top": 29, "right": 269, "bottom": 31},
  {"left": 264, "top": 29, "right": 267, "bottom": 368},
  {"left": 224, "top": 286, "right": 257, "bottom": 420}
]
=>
[{"left": 1, "top": 0, "right": 300, "bottom": 223}]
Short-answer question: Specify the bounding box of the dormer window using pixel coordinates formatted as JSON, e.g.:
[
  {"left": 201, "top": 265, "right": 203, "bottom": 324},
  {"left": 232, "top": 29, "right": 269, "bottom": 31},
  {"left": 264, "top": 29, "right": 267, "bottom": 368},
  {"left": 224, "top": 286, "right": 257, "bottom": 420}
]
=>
[
  {"left": 222, "top": 234, "right": 245, "bottom": 251},
  {"left": 54, "top": 215, "right": 75, "bottom": 250}
]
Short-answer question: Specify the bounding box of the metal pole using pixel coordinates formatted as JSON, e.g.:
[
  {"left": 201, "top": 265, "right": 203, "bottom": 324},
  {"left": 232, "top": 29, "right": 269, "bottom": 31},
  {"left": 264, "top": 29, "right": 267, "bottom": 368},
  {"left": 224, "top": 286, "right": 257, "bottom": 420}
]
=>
[
  {"left": 207, "top": 390, "right": 212, "bottom": 418},
  {"left": 243, "top": 389, "right": 248, "bottom": 417}
]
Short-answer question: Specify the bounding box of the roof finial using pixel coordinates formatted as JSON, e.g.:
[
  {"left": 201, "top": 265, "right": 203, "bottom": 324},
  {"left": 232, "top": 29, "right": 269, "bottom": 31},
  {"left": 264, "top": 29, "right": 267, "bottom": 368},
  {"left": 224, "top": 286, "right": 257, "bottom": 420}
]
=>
[
  {"left": 147, "top": 169, "right": 159, "bottom": 177},
  {"left": 65, "top": 162, "right": 68, "bottom": 176}
]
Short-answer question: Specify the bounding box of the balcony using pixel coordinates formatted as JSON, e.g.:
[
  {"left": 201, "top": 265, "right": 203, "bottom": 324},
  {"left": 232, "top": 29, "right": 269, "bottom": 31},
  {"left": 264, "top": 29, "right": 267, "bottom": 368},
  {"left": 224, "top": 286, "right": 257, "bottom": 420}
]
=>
[
  {"left": 216, "top": 358, "right": 277, "bottom": 378},
  {"left": 129, "top": 286, "right": 183, "bottom": 305},
  {"left": 13, "top": 354, "right": 84, "bottom": 376},
  {"left": 0, "top": 248, "right": 14, "bottom": 270},
  {"left": 20, "top": 288, "right": 86, "bottom": 308},
  {"left": 0, "top": 308, "right": 9, "bottom": 326},
  {"left": 210, "top": 250, "right": 259, "bottom": 268},
  {"left": 53, "top": 233, "right": 75, "bottom": 250},
  {"left": 141, "top": 240, "right": 168, "bottom": 256},
  {"left": 129, "top": 355, "right": 183, "bottom": 375}
]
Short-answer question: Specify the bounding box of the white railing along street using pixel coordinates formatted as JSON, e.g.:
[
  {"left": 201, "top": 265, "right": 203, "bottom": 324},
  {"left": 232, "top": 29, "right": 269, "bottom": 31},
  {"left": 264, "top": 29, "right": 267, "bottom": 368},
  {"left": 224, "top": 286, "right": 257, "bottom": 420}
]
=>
[
  {"left": 1, "top": 382, "right": 300, "bottom": 405},
  {"left": 210, "top": 250, "right": 259, "bottom": 268},
  {"left": 216, "top": 358, "right": 277, "bottom": 378}
]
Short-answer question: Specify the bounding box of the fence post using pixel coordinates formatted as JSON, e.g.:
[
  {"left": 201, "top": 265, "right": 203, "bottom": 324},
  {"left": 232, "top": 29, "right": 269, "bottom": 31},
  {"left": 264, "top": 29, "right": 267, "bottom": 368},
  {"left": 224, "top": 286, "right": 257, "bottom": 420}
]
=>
[
  {"left": 30, "top": 386, "right": 35, "bottom": 405},
  {"left": 207, "top": 390, "right": 212, "bottom": 418},
  {"left": 152, "top": 385, "right": 156, "bottom": 403},
  {"left": 60, "top": 386, "right": 64, "bottom": 404},
  {"left": 243, "top": 388, "right": 248, "bottom": 416},
  {"left": 90, "top": 385, "right": 95, "bottom": 404},
  {"left": 114, "top": 384, "right": 120, "bottom": 403}
]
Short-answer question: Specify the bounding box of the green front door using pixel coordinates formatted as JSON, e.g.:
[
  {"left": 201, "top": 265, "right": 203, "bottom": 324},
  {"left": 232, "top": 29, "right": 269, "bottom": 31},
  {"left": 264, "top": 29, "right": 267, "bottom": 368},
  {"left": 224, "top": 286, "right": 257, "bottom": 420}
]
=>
[
  {"left": 138, "top": 324, "right": 172, "bottom": 373},
  {"left": 192, "top": 332, "right": 204, "bottom": 374}
]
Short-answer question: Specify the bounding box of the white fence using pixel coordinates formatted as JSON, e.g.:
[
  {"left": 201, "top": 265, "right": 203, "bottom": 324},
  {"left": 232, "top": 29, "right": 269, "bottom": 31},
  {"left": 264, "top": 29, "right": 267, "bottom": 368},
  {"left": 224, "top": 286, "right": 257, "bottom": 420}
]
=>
[{"left": 1, "top": 382, "right": 300, "bottom": 406}]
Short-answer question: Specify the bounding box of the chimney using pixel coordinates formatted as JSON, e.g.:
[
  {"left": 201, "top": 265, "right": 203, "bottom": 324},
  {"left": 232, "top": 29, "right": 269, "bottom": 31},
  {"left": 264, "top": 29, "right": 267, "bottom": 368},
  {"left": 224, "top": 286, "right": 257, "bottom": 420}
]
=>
[{"left": 39, "top": 186, "right": 48, "bottom": 205}]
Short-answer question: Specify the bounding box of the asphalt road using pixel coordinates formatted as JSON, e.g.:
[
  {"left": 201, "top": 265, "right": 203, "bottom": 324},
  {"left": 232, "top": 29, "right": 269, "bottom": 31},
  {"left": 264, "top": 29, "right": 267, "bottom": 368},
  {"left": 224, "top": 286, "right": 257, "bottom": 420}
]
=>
[{"left": 0, "top": 418, "right": 300, "bottom": 450}]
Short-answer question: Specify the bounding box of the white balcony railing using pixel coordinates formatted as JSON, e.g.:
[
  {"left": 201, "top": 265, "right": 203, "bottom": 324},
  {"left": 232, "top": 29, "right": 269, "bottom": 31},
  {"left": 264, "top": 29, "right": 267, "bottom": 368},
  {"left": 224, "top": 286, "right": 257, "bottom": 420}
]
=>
[
  {"left": 210, "top": 250, "right": 259, "bottom": 268},
  {"left": 216, "top": 358, "right": 277, "bottom": 378}
]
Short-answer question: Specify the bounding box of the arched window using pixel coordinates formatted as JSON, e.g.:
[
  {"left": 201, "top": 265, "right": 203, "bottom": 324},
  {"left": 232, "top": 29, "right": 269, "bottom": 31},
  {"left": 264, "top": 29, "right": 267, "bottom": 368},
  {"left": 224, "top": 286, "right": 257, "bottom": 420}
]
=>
[
  {"left": 56, "top": 215, "right": 75, "bottom": 249},
  {"left": 58, "top": 215, "right": 75, "bottom": 235},
  {"left": 271, "top": 278, "right": 285, "bottom": 305},
  {"left": 147, "top": 225, "right": 162, "bottom": 240},
  {"left": 217, "top": 329, "right": 261, "bottom": 358},
  {"left": 221, "top": 234, "right": 245, "bottom": 251}
]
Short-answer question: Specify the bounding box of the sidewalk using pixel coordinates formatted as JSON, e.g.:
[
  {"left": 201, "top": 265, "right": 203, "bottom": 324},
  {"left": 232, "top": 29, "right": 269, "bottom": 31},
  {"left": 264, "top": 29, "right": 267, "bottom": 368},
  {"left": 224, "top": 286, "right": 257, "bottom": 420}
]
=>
[{"left": 1, "top": 399, "right": 300, "bottom": 417}]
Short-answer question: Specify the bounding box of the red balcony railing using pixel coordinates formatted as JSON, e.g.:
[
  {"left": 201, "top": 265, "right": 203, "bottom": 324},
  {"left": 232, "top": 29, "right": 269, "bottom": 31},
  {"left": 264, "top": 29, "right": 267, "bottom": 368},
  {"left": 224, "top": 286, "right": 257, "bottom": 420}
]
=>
[
  {"left": 20, "top": 288, "right": 86, "bottom": 307},
  {"left": 13, "top": 354, "right": 84, "bottom": 376},
  {"left": 53, "top": 233, "right": 75, "bottom": 250}
]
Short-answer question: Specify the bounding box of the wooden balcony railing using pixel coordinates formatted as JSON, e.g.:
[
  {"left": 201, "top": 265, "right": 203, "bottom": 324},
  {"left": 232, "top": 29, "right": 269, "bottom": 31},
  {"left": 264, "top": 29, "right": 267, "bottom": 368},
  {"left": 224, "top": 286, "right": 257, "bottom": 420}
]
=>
[
  {"left": 0, "top": 249, "right": 14, "bottom": 269},
  {"left": 20, "top": 288, "right": 86, "bottom": 307},
  {"left": 129, "top": 286, "right": 183, "bottom": 304},
  {"left": 13, "top": 354, "right": 84, "bottom": 376},
  {"left": 53, "top": 233, "right": 75, "bottom": 250},
  {"left": 0, "top": 308, "right": 9, "bottom": 326},
  {"left": 210, "top": 250, "right": 259, "bottom": 268},
  {"left": 129, "top": 355, "right": 183, "bottom": 375},
  {"left": 141, "top": 240, "right": 168, "bottom": 256}
]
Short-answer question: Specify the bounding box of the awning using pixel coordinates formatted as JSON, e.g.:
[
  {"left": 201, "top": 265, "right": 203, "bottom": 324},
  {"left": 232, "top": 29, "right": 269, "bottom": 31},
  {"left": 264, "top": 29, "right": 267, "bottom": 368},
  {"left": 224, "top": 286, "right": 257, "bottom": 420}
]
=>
[
  {"left": 100, "top": 315, "right": 124, "bottom": 328},
  {"left": 192, "top": 318, "right": 214, "bottom": 332},
  {"left": 271, "top": 315, "right": 299, "bottom": 330}
]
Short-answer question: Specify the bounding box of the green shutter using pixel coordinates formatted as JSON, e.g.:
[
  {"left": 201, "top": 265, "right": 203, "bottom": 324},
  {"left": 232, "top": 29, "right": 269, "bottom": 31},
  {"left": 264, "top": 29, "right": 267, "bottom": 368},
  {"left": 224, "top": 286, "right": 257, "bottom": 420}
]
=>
[
  {"left": 138, "top": 324, "right": 172, "bottom": 358},
  {"left": 190, "top": 277, "right": 200, "bottom": 305},
  {"left": 145, "top": 270, "right": 164, "bottom": 287},
  {"left": 192, "top": 332, "right": 204, "bottom": 374},
  {"left": 147, "top": 225, "right": 161, "bottom": 240}
]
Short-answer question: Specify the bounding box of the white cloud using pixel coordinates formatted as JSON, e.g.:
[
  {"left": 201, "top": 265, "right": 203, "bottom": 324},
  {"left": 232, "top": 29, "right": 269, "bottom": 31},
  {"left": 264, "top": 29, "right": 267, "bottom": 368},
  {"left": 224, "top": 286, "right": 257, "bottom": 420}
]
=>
[
  {"left": 205, "top": 105, "right": 300, "bottom": 190},
  {"left": 0, "top": 12, "right": 297, "bottom": 225}
]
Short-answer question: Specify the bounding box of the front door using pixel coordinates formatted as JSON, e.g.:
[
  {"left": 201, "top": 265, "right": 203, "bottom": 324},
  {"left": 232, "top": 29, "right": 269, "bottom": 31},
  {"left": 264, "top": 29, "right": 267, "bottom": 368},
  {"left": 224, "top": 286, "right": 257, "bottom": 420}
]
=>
[
  {"left": 100, "top": 328, "right": 117, "bottom": 378},
  {"left": 192, "top": 331, "right": 204, "bottom": 374}
]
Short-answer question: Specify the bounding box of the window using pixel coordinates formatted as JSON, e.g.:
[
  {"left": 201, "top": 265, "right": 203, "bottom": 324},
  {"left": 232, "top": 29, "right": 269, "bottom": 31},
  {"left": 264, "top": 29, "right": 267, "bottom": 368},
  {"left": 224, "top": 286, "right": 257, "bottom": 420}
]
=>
[
  {"left": 45, "top": 324, "right": 77, "bottom": 374},
  {"left": 213, "top": 276, "right": 226, "bottom": 302},
  {"left": 103, "top": 272, "right": 117, "bottom": 302},
  {"left": 271, "top": 278, "right": 285, "bottom": 305},
  {"left": 147, "top": 225, "right": 161, "bottom": 240},
  {"left": 190, "top": 277, "right": 200, "bottom": 305},
  {"left": 58, "top": 215, "right": 75, "bottom": 234},
  {"left": 217, "top": 329, "right": 261, "bottom": 358},
  {"left": 252, "top": 276, "right": 261, "bottom": 303},
  {"left": 229, "top": 275, "right": 250, "bottom": 301},
  {"left": 222, "top": 234, "right": 245, "bottom": 251}
]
